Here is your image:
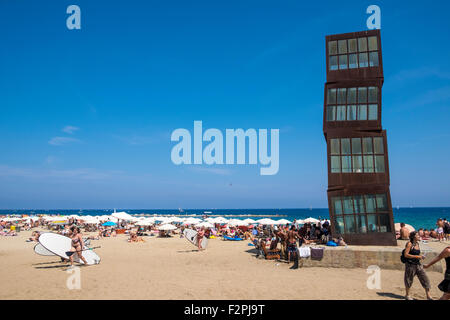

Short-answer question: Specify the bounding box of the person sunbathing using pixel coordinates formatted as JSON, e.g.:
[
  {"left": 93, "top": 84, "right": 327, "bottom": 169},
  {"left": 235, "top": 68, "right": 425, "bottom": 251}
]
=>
[
  {"left": 128, "top": 232, "right": 144, "bottom": 242},
  {"left": 430, "top": 230, "right": 438, "bottom": 239},
  {"left": 27, "top": 231, "right": 41, "bottom": 242},
  {"left": 418, "top": 228, "right": 425, "bottom": 240},
  {"left": 243, "top": 231, "right": 252, "bottom": 240},
  {"left": 333, "top": 236, "right": 347, "bottom": 246}
]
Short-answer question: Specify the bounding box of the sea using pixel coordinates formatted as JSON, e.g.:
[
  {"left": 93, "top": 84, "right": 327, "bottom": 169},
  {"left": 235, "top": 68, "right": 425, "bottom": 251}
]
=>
[{"left": 1, "top": 207, "right": 448, "bottom": 231}]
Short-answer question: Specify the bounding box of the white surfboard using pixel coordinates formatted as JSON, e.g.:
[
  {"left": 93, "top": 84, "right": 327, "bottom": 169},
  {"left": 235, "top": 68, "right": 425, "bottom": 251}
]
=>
[
  {"left": 38, "top": 233, "right": 100, "bottom": 265},
  {"left": 34, "top": 243, "right": 55, "bottom": 256},
  {"left": 33, "top": 238, "right": 91, "bottom": 256},
  {"left": 183, "top": 228, "right": 208, "bottom": 249}
]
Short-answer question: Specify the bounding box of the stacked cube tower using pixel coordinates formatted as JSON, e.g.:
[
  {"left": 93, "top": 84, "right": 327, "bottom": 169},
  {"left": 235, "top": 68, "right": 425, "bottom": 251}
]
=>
[{"left": 324, "top": 30, "right": 396, "bottom": 245}]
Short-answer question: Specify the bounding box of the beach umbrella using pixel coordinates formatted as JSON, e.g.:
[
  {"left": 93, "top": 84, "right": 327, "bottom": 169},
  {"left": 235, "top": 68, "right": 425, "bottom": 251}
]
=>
[
  {"left": 102, "top": 221, "right": 117, "bottom": 227},
  {"left": 303, "top": 217, "right": 320, "bottom": 224},
  {"left": 243, "top": 218, "right": 257, "bottom": 224},
  {"left": 394, "top": 223, "right": 415, "bottom": 233},
  {"left": 136, "top": 220, "right": 153, "bottom": 226},
  {"left": 166, "top": 217, "right": 183, "bottom": 223},
  {"left": 2, "top": 217, "right": 18, "bottom": 222},
  {"left": 183, "top": 218, "right": 202, "bottom": 225},
  {"left": 195, "top": 222, "right": 215, "bottom": 228},
  {"left": 157, "top": 224, "right": 177, "bottom": 231},
  {"left": 212, "top": 217, "right": 228, "bottom": 224},
  {"left": 256, "top": 218, "right": 277, "bottom": 225},
  {"left": 83, "top": 217, "right": 99, "bottom": 224},
  {"left": 228, "top": 219, "right": 248, "bottom": 226},
  {"left": 111, "top": 211, "right": 133, "bottom": 220},
  {"left": 276, "top": 219, "right": 292, "bottom": 225}
]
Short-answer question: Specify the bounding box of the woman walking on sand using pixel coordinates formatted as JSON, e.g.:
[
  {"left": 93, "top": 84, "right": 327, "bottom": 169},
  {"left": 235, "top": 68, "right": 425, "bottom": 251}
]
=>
[
  {"left": 68, "top": 226, "right": 88, "bottom": 267},
  {"left": 197, "top": 227, "right": 205, "bottom": 251},
  {"left": 424, "top": 246, "right": 450, "bottom": 300},
  {"left": 403, "top": 231, "right": 433, "bottom": 300}
]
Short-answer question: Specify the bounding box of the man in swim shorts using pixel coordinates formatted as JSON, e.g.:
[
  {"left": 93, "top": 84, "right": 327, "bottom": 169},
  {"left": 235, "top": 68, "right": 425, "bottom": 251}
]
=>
[{"left": 287, "top": 225, "right": 299, "bottom": 263}]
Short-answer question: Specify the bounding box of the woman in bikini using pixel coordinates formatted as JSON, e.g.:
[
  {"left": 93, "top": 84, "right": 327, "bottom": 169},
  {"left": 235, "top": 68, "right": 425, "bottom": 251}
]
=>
[
  {"left": 68, "top": 226, "right": 88, "bottom": 266},
  {"left": 197, "top": 227, "right": 205, "bottom": 251}
]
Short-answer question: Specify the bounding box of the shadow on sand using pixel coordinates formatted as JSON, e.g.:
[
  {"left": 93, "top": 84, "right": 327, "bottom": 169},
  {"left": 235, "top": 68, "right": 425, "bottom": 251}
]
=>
[
  {"left": 376, "top": 292, "right": 407, "bottom": 300},
  {"left": 177, "top": 249, "right": 201, "bottom": 253}
]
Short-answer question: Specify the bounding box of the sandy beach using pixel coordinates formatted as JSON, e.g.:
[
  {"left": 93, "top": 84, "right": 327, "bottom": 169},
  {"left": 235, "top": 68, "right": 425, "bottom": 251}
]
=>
[{"left": 0, "top": 229, "right": 447, "bottom": 300}]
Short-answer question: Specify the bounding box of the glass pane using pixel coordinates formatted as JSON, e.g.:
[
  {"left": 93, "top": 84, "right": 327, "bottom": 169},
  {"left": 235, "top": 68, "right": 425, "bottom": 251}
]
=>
[
  {"left": 341, "top": 156, "right": 351, "bottom": 173},
  {"left": 379, "top": 214, "right": 391, "bottom": 232},
  {"left": 365, "top": 195, "right": 376, "bottom": 213},
  {"left": 352, "top": 138, "right": 362, "bottom": 154},
  {"left": 369, "top": 52, "right": 379, "bottom": 67},
  {"left": 363, "top": 155, "right": 374, "bottom": 173},
  {"left": 337, "top": 88, "right": 346, "bottom": 104},
  {"left": 363, "top": 137, "right": 373, "bottom": 154},
  {"left": 368, "top": 87, "right": 378, "bottom": 103},
  {"left": 358, "top": 37, "right": 367, "bottom": 52},
  {"left": 373, "top": 137, "right": 384, "bottom": 154},
  {"left": 347, "top": 88, "right": 357, "bottom": 104},
  {"left": 375, "top": 155, "right": 385, "bottom": 173},
  {"left": 368, "top": 36, "right": 378, "bottom": 51},
  {"left": 354, "top": 195, "right": 365, "bottom": 213},
  {"left": 328, "top": 41, "right": 337, "bottom": 55},
  {"left": 358, "top": 87, "right": 367, "bottom": 103},
  {"left": 333, "top": 197, "right": 343, "bottom": 214},
  {"left": 356, "top": 215, "right": 367, "bottom": 233},
  {"left": 359, "top": 53, "right": 368, "bottom": 68},
  {"left": 348, "top": 38, "right": 357, "bottom": 53},
  {"left": 345, "top": 215, "right": 356, "bottom": 233},
  {"left": 331, "top": 156, "right": 341, "bottom": 173},
  {"left": 336, "top": 106, "right": 346, "bottom": 121},
  {"left": 335, "top": 217, "right": 344, "bottom": 234},
  {"left": 339, "top": 55, "right": 348, "bottom": 69},
  {"left": 349, "top": 54, "right": 358, "bottom": 69},
  {"left": 327, "top": 88, "right": 337, "bottom": 105},
  {"left": 330, "top": 139, "right": 340, "bottom": 155},
  {"left": 326, "top": 106, "right": 336, "bottom": 121},
  {"left": 358, "top": 105, "right": 367, "bottom": 120},
  {"left": 341, "top": 138, "right": 350, "bottom": 155},
  {"left": 376, "top": 194, "right": 387, "bottom": 211},
  {"left": 352, "top": 156, "right": 362, "bottom": 173},
  {"left": 338, "top": 40, "right": 347, "bottom": 54},
  {"left": 368, "top": 104, "right": 378, "bottom": 120},
  {"left": 347, "top": 105, "right": 357, "bottom": 120},
  {"left": 343, "top": 196, "right": 354, "bottom": 214},
  {"left": 330, "top": 56, "right": 338, "bottom": 71},
  {"left": 367, "top": 214, "right": 378, "bottom": 232}
]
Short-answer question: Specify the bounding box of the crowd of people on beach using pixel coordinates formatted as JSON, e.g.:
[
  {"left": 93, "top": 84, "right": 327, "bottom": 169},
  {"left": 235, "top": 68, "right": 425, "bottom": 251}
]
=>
[
  {"left": 1, "top": 213, "right": 449, "bottom": 300},
  {"left": 397, "top": 218, "right": 450, "bottom": 242}
]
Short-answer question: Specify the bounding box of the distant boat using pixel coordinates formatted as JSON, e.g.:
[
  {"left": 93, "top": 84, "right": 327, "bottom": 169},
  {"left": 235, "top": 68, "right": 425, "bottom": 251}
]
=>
[
  {"left": 204, "top": 211, "right": 212, "bottom": 214},
  {"left": 178, "top": 208, "right": 184, "bottom": 213}
]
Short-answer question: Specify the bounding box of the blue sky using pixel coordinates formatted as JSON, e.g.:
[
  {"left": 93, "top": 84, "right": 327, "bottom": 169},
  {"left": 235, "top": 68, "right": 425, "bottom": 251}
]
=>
[{"left": 0, "top": 0, "right": 449, "bottom": 209}]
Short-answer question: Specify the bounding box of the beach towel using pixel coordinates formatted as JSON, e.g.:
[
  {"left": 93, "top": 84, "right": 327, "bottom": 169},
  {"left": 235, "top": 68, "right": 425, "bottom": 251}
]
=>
[
  {"left": 298, "top": 247, "right": 311, "bottom": 258},
  {"left": 326, "top": 241, "right": 338, "bottom": 247},
  {"left": 310, "top": 247, "right": 324, "bottom": 260},
  {"left": 223, "top": 235, "right": 243, "bottom": 241}
]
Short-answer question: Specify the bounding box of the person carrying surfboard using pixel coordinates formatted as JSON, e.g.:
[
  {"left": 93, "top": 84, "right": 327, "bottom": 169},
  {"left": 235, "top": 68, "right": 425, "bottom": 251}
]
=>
[
  {"left": 68, "top": 226, "right": 88, "bottom": 266},
  {"left": 197, "top": 227, "right": 205, "bottom": 251}
]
